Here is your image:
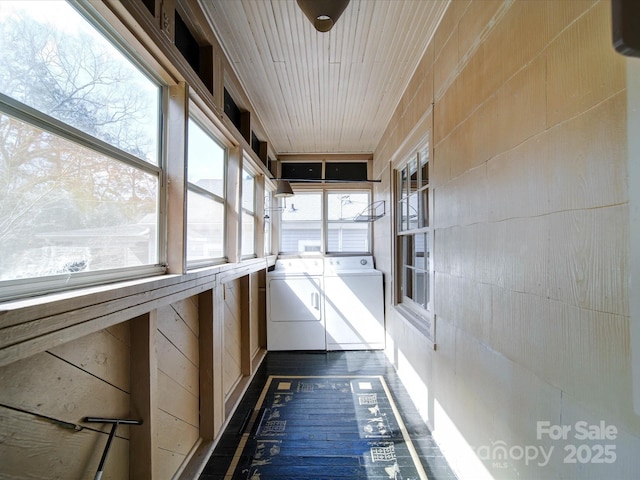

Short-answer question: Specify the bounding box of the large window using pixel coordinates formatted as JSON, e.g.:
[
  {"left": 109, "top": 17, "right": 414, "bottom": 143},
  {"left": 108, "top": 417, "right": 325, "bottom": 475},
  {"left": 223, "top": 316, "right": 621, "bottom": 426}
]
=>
[
  {"left": 0, "top": 1, "right": 162, "bottom": 299},
  {"left": 327, "top": 192, "right": 370, "bottom": 252},
  {"left": 396, "top": 140, "right": 432, "bottom": 318},
  {"left": 280, "top": 190, "right": 371, "bottom": 254},
  {"left": 280, "top": 192, "right": 323, "bottom": 253},
  {"left": 186, "top": 117, "right": 226, "bottom": 264}
]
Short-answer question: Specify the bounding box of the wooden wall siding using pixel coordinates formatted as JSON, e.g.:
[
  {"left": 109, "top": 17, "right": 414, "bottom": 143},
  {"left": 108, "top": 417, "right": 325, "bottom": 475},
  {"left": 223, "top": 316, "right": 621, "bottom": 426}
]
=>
[
  {"left": 0, "top": 330, "right": 131, "bottom": 479},
  {"left": 155, "top": 301, "right": 200, "bottom": 475},
  {"left": 223, "top": 279, "right": 243, "bottom": 398},
  {"left": 374, "top": 0, "right": 638, "bottom": 478}
]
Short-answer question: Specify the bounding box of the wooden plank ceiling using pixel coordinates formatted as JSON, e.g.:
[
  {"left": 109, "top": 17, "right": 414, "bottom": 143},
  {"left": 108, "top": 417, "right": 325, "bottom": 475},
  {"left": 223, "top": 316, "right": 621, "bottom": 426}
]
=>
[{"left": 201, "top": 0, "right": 448, "bottom": 155}]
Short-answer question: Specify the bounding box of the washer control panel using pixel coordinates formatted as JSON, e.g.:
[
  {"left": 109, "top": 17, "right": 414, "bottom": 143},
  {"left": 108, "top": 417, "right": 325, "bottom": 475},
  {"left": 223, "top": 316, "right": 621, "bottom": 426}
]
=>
[{"left": 324, "top": 256, "right": 374, "bottom": 272}]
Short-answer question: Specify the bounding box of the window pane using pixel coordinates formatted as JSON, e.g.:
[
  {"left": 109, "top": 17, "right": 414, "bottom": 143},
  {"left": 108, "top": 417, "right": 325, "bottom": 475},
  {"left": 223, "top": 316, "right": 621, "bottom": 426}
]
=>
[
  {"left": 327, "top": 223, "right": 369, "bottom": 252},
  {"left": 414, "top": 268, "right": 426, "bottom": 307},
  {"left": 399, "top": 167, "right": 408, "bottom": 199},
  {"left": 242, "top": 210, "right": 255, "bottom": 256},
  {"left": 404, "top": 265, "right": 414, "bottom": 300},
  {"left": 420, "top": 146, "right": 429, "bottom": 187},
  {"left": 409, "top": 156, "right": 418, "bottom": 195},
  {"left": 403, "top": 235, "right": 414, "bottom": 267},
  {"left": 188, "top": 119, "right": 225, "bottom": 196},
  {"left": 242, "top": 170, "right": 255, "bottom": 213},
  {"left": 281, "top": 193, "right": 321, "bottom": 221},
  {"left": 408, "top": 193, "right": 419, "bottom": 230},
  {"left": 420, "top": 189, "right": 429, "bottom": 228},
  {"left": 280, "top": 192, "right": 322, "bottom": 253},
  {"left": 280, "top": 223, "right": 322, "bottom": 252},
  {"left": 0, "top": 113, "right": 158, "bottom": 281},
  {"left": 186, "top": 190, "right": 224, "bottom": 261},
  {"left": 327, "top": 192, "right": 369, "bottom": 220},
  {"left": 424, "top": 232, "right": 430, "bottom": 307},
  {"left": 0, "top": 1, "right": 160, "bottom": 165}
]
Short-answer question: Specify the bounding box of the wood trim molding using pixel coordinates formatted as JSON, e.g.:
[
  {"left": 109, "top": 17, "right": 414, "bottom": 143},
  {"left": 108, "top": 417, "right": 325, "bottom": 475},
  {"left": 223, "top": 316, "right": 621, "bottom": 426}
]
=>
[{"left": 129, "top": 311, "right": 158, "bottom": 480}]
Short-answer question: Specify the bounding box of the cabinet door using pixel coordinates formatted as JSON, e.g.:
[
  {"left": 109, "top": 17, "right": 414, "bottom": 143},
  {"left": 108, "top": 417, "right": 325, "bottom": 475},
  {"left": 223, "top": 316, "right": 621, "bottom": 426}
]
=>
[{"left": 268, "top": 277, "right": 322, "bottom": 322}]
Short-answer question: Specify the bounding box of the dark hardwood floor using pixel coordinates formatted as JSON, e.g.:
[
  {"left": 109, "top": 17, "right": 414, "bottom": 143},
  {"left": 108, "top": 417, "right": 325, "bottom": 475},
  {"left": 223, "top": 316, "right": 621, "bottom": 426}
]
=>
[{"left": 199, "top": 351, "right": 457, "bottom": 480}]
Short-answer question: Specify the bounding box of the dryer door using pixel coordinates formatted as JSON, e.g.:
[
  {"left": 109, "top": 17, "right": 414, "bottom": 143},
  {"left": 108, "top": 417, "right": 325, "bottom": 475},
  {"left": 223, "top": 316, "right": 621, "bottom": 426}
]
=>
[{"left": 268, "top": 276, "right": 322, "bottom": 322}]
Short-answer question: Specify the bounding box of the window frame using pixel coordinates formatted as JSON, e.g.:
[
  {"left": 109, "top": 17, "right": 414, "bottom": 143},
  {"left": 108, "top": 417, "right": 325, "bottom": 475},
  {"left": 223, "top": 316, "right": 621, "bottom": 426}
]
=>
[
  {"left": 278, "top": 186, "right": 372, "bottom": 256},
  {"left": 185, "top": 110, "right": 228, "bottom": 268},
  {"left": 393, "top": 136, "right": 435, "bottom": 342},
  {"left": 241, "top": 166, "right": 257, "bottom": 259}
]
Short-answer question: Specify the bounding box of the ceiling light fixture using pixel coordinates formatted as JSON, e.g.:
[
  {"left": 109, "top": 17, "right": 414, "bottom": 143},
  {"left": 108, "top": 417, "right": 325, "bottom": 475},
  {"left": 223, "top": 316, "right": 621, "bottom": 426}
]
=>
[
  {"left": 296, "top": 0, "right": 350, "bottom": 32},
  {"left": 274, "top": 180, "right": 294, "bottom": 198}
]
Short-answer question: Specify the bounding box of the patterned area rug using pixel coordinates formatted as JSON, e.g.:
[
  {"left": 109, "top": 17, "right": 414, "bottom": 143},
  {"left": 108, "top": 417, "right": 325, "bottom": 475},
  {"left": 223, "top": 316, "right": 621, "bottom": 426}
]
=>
[{"left": 225, "top": 375, "right": 428, "bottom": 479}]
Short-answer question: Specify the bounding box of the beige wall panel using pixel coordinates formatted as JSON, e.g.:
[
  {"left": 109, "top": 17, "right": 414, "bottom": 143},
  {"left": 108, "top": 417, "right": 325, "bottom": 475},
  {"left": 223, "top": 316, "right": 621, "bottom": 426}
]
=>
[
  {"left": 489, "top": 288, "right": 568, "bottom": 388},
  {"left": 487, "top": 0, "right": 548, "bottom": 88},
  {"left": 156, "top": 332, "right": 198, "bottom": 397},
  {"left": 439, "top": 39, "right": 546, "bottom": 179},
  {"left": 0, "top": 406, "right": 128, "bottom": 480},
  {"left": 433, "top": 24, "right": 458, "bottom": 100},
  {"left": 492, "top": 55, "right": 547, "bottom": 159},
  {"left": 472, "top": 222, "right": 497, "bottom": 286},
  {"left": 459, "top": 277, "right": 492, "bottom": 344},
  {"left": 546, "top": 0, "right": 625, "bottom": 128},
  {"left": 433, "top": 271, "right": 457, "bottom": 323},
  {"left": 495, "top": 216, "right": 549, "bottom": 296},
  {"left": 487, "top": 134, "right": 549, "bottom": 221},
  {"left": 457, "top": 0, "right": 505, "bottom": 60},
  {"left": 433, "top": 73, "right": 462, "bottom": 143},
  {"left": 106, "top": 321, "right": 130, "bottom": 346},
  {"left": 170, "top": 296, "right": 199, "bottom": 337},
  {"left": 0, "top": 351, "right": 129, "bottom": 429},
  {"left": 453, "top": 326, "right": 563, "bottom": 464},
  {"left": 416, "top": 64, "right": 434, "bottom": 116},
  {"left": 545, "top": 91, "right": 628, "bottom": 211},
  {"left": 156, "top": 409, "right": 199, "bottom": 455},
  {"left": 548, "top": 206, "right": 629, "bottom": 316},
  {"left": 553, "top": 302, "right": 638, "bottom": 431},
  {"left": 432, "top": 0, "right": 469, "bottom": 54},
  {"left": 434, "top": 163, "right": 488, "bottom": 228},
  {"left": 433, "top": 225, "right": 455, "bottom": 276},
  {"left": 458, "top": 40, "right": 503, "bottom": 119},
  {"left": 157, "top": 304, "right": 199, "bottom": 367},
  {"left": 48, "top": 328, "right": 130, "bottom": 392},
  {"left": 155, "top": 449, "right": 185, "bottom": 480},
  {"left": 558, "top": 393, "right": 640, "bottom": 479},
  {"left": 433, "top": 272, "right": 491, "bottom": 345},
  {"left": 544, "top": 0, "right": 595, "bottom": 40},
  {"left": 158, "top": 370, "right": 199, "bottom": 428},
  {"left": 223, "top": 280, "right": 242, "bottom": 396},
  {"left": 437, "top": 103, "right": 491, "bottom": 180},
  {"left": 431, "top": 146, "right": 451, "bottom": 188}
]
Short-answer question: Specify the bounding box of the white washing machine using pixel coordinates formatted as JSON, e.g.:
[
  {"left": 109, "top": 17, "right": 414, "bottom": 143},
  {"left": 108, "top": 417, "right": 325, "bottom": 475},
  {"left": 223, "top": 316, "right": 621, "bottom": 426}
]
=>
[
  {"left": 266, "top": 258, "right": 325, "bottom": 350},
  {"left": 323, "top": 256, "right": 385, "bottom": 350}
]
